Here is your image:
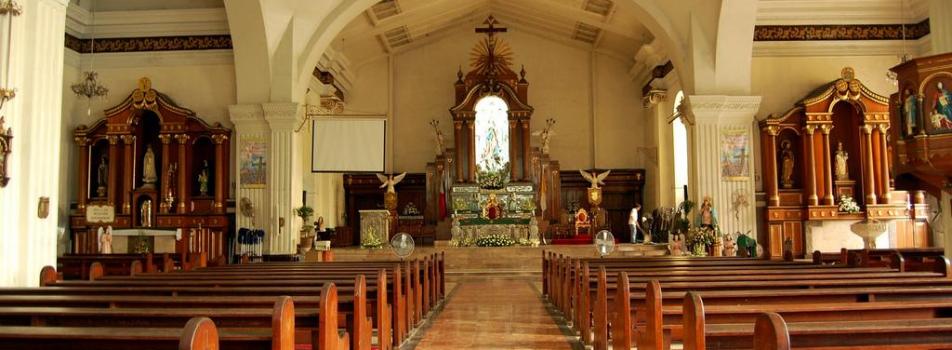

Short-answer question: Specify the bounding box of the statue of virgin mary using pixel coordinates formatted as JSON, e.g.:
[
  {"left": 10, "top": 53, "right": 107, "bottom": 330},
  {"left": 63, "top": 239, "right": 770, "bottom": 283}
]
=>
[{"left": 142, "top": 145, "right": 158, "bottom": 186}]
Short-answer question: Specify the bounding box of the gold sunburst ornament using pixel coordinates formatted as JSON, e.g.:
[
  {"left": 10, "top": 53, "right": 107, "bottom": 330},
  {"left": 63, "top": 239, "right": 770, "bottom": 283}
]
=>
[{"left": 470, "top": 36, "right": 513, "bottom": 76}]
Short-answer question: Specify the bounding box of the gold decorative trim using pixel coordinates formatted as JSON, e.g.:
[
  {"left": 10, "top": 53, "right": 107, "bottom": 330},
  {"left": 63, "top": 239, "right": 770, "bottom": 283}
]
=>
[
  {"left": 65, "top": 33, "right": 232, "bottom": 54},
  {"left": 754, "top": 19, "right": 930, "bottom": 41}
]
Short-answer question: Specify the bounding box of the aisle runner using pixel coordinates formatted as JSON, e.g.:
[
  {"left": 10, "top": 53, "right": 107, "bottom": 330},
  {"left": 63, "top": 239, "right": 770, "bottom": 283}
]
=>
[{"left": 412, "top": 278, "right": 580, "bottom": 349}]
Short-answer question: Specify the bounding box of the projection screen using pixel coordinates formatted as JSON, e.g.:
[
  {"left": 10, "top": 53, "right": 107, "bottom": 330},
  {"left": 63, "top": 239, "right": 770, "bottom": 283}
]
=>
[{"left": 311, "top": 117, "right": 386, "bottom": 173}]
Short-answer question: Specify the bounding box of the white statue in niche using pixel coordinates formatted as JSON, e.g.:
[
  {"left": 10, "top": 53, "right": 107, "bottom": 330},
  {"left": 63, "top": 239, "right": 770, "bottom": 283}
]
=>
[
  {"left": 142, "top": 144, "right": 158, "bottom": 186},
  {"left": 99, "top": 226, "right": 113, "bottom": 254},
  {"left": 835, "top": 142, "right": 849, "bottom": 180}
]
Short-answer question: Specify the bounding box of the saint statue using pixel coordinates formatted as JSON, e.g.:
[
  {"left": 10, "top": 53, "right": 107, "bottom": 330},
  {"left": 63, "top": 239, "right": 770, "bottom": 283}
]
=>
[
  {"left": 835, "top": 142, "right": 849, "bottom": 181},
  {"left": 780, "top": 140, "right": 794, "bottom": 188},
  {"left": 198, "top": 160, "right": 210, "bottom": 196},
  {"left": 97, "top": 154, "right": 108, "bottom": 197},
  {"left": 140, "top": 200, "right": 153, "bottom": 227},
  {"left": 532, "top": 118, "right": 557, "bottom": 155},
  {"left": 142, "top": 145, "right": 158, "bottom": 186},
  {"left": 723, "top": 234, "right": 737, "bottom": 257},
  {"left": 98, "top": 226, "right": 113, "bottom": 254},
  {"left": 670, "top": 234, "right": 684, "bottom": 256},
  {"left": 451, "top": 217, "right": 462, "bottom": 242},
  {"left": 931, "top": 81, "right": 952, "bottom": 129},
  {"left": 430, "top": 120, "right": 445, "bottom": 156},
  {"left": 696, "top": 196, "right": 718, "bottom": 229},
  {"left": 903, "top": 88, "right": 919, "bottom": 136}
]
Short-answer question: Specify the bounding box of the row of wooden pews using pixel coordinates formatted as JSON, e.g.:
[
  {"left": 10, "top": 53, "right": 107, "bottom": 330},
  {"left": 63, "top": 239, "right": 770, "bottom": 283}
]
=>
[
  {"left": 543, "top": 248, "right": 952, "bottom": 349},
  {"left": 57, "top": 252, "right": 202, "bottom": 280},
  {"left": 0, "top": 252, "right": 445, "bottom": 350}
]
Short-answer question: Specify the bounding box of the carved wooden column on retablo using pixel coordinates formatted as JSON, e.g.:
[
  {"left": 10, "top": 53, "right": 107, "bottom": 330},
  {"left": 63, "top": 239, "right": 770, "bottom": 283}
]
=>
[
  {"left": 765, "top": 126, "right": 780, "bottom": 207},
  {"left": 454, "top": 121, "right": 463, "bottom": 183},
  {"left": 107, "top": 136, "right": 119, "bottom": 206},
  {"left": 465, "top": 120, "right": 476, "bottom": 182},
  {"left": 175, "top": 134, "right": 189, "bottom": 213},
  {"left": 862, "top": 125, "right": 877, "bottom": 205},
  {"left": 820, "top": 124, "right": 835, "bottom": 205},
  {"left": 75, "top": 137, "right": 89, "bottom": 213},
  {"left": 877, "top": 124, "right": 890, "bottom": 204},
  {"left": 212, "top": 134, "right": 228, "bottom": 213},
  {"left": 120, "top": 135, "right": 135, "bottom": 214},
  {"left": 521, "top": 120, "right": 530, "bottom": 181},
  {"left": 158, "top": 134, "right": 172, "bottom": 213},
  {"left": 804, "top": 125, "right": 819, "bottom": 206},
  {"left": 509, "top": 120, "right": 517, "bottom": 182}
]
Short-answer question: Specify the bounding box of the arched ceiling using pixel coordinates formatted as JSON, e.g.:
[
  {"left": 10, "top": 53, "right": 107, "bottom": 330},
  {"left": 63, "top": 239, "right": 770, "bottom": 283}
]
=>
[{"left": 331, "top": 0, "right": 653, "bottom": 66}]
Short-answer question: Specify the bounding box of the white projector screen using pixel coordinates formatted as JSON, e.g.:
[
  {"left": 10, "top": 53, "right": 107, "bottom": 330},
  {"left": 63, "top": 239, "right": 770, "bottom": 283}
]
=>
[{"left": 311, "top": 117, "right": 386, "bottom": 173}]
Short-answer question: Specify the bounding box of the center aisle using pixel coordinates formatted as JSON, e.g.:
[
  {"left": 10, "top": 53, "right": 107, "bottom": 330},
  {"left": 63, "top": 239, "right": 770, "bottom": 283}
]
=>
[{"left": 410, "top": 277, "right": 581, "bottom": 349}]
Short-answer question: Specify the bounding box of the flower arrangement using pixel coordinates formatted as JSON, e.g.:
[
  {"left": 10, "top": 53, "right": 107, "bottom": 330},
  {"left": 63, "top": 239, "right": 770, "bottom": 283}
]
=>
[
  {"left": 476, "top": 161, "right": 511, "bottom": 189},
  {"left": 475, "top": 234, "right": 517, "bottom": 247},
  {"left": 838, "top": 195, "right": 860, "bottom": 213},
  {"left": 361, "top": 226, "right": 385, "bottom": 249},
  {"left": 686, "top": 226, "right": 717, "bottom": 256}
]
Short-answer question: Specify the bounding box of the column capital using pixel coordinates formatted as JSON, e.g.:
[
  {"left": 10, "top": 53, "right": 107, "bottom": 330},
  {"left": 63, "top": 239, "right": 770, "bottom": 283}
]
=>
[
  {"left": 819, "top": 124, "right": 833, "bottom": 134},
  {"left": 876, "top": 123, "right": 889, "bottom": 133},
  {"left": 804, "top": 125, "right": 816, "bottom": 134},
  {"left": 861, "top": 124, "right": 873, "bottom": 134},
  {"left": 211, "top": 134, "right": 229, "bottom": 144},
  {"left": 107, "top": 136, "right": 119, "bottom": 144},
  {"left": 765, "top": 125, "right": 779, "bottom": 136},
  {"left": 174, "top": 134, "right": 190, "bottom": 144},
  {"left": 642, "top": 89, "right": 667, "bottom": 108},
  {"left": 263, "top": 102, "right": 301, "bottom": 130},
  {"left": 685, "top": 95, "right": 762, "bottom": 125},
  {"left": 120, "top": 135, "right": 135, "bottom": 144},
  {"left": 228, "top": 104, "right": 267, "bottom": 128},
  {"left": 158, "top": 134, "right": 172, "bottom": 144},
  {"left": 74, "top": 136, "right": 88, "bottom": 146}
]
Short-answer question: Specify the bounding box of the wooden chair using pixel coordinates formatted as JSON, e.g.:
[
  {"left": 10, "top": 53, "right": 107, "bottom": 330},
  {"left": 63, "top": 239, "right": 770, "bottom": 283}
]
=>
[{"left": 575, "top": 208, "right": 591, "bottom": 236}]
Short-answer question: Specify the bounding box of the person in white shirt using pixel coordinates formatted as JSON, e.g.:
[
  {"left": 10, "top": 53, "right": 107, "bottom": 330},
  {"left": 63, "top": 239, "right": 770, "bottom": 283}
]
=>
[{"left": 629, "top": 204, "right": 642, "bottom": 243}]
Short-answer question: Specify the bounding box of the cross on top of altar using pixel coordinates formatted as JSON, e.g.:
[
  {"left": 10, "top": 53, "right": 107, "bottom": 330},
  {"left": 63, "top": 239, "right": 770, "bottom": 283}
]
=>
[{"left": 475, "top": 16, "right": 507, "bottom": 37}]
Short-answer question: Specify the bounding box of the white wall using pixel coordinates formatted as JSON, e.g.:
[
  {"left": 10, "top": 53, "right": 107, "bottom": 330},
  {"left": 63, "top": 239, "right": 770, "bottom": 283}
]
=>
[{"left": 345, "top": 29, "right": 647, "bottom": 173}]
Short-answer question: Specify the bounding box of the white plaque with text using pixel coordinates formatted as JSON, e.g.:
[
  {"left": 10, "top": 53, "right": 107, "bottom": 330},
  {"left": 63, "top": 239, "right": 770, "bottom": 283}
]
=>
[{"left": 86, "top": 204, "right": 115, "bottom": 224}]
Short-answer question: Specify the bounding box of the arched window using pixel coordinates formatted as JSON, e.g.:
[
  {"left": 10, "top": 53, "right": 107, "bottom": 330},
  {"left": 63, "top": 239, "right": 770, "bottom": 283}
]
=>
[
  {"left": 672, "top": 91, "right": 688, "bottom": 204},
  {"left": 474, "top": 96, "right": 510, "bottom": 178}
]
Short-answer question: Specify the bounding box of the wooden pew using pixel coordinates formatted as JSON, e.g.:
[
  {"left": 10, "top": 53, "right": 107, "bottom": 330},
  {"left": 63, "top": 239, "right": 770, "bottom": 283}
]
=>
[
  {"left": 750, "top": 312, "right": 952, "bottom": 350},
  {"left": 0, "top": 316, "right": 219, "bottom": 350}
]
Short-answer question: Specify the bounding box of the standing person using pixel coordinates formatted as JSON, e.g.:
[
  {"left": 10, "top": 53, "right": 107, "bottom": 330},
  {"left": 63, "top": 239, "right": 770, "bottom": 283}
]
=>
[{"left": 629, "top": 203, "right": 642, "bottom": 243}]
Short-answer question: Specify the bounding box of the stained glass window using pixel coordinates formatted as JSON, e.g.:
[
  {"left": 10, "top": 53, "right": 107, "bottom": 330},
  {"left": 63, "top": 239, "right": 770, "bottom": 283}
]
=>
[{"left": 474, "top": 96, "right": 510, "bottom": 184}]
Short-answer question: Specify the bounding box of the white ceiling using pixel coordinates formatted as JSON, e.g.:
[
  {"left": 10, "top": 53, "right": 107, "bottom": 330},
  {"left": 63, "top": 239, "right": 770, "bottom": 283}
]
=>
[
  {"left": 73, "top": 0, "right": 224, "bottom": 12},
  {"left": 332, "top": 0, "right": 650, "bottom": 66}
]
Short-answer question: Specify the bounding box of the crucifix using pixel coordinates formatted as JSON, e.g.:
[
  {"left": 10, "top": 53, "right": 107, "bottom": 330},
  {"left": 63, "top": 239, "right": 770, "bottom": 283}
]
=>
[{"left": 475, "top": 16, "right": 507, "bottom": 76}]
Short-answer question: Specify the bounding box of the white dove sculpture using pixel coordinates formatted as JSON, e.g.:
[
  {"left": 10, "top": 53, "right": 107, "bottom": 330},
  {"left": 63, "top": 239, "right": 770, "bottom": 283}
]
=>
[
  {"left": 579, "top": 169, "right": 611, "bottom": 189},
  {"left": 376, "top": 172, "right": 407, "bottom": 193}
]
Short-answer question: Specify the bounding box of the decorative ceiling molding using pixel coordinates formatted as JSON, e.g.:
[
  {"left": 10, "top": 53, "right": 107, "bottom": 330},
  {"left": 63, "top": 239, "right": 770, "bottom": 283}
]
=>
[
  {"left": 752, "top": 36, "right": 930, "bottom": 57},
  {"left": 65, "top": 33, "right": 232, "bottom": 54},
  {"left": 64, "top": 49, "right": 234, "bottom": 69},
  {"left": 66, "top": 5, "right": 229, "bottom": 38},
  {"left": 754, "top": 19, "right": 930, "bottom": 41},
  {"left": 756, "top": 0, "right": 929, "bottom": 25}
]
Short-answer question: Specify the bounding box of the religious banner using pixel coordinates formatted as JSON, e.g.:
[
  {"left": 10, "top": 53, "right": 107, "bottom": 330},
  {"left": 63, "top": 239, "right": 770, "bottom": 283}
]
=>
[
  {"left": 720, "top": 130, "right": 750, "bottom": 180},
  {"left": 239, "top": 136, "right": 267, "bottom": 188}
]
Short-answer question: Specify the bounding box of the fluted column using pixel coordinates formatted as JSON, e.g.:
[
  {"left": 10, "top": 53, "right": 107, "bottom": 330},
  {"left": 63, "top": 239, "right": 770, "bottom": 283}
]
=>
[
  {"left": 509, "top": 120, "right": 517, "bottom": 182},
  {"left": 107, "top": 136, "right": 120, "bottom": 206},
  {"left": 175, "top": 134, "right": 189, "bottom": 213},
  {"left": 820, "top": 124, "right": 835, "bottom": 205},
  {"left": 212, "top": 134, "right": 228, "bottom": 213},
  {"left": 765, "top": 127, "right": 780, "bottom": 207},
  {"left": 75, "top": 137, "right": 89, "bottom": 212},
  {"left": 454, "top": 121, "right": 463, "bottom": 183},
  {"left": 264, "top": 102, "right": 302, "bottom": 254},
  {"left": 521, "top": 120, "right": 530, "bottom": 181},
  {"left": 120, "top": 135, "right": 135, "bottom": 214},
  {"left": 804, "top": 125, "right": 818, "bottom": 206},
  {"left": 862, "top": 125, "right": 877, "bottom": 205},
  {"left": 158, "top": 134, "right": 172, "bottom": 213},
  {"left": 877, "top": 124, "right": 890, "bottom": 204},
  {"left": 467, "top": 121, "right": 476, "bottom": 182}
]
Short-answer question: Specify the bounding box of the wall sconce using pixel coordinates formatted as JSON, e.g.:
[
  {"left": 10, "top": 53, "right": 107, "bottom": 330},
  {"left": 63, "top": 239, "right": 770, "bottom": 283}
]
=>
[{"left": 37, "top": 196, "right": 49, "bottom": 219}]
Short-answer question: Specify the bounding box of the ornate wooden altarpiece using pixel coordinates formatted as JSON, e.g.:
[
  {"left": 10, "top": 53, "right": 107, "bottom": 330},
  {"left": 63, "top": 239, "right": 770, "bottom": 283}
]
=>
[
  {"left": 424, "top": 17, "right": 564, "bottom": 238},
  {"left": 70, "top": 78, "right": 232, "bottom": 259},
  {"left": 759, "top": 68, "right": 928, "bottom": 258}
]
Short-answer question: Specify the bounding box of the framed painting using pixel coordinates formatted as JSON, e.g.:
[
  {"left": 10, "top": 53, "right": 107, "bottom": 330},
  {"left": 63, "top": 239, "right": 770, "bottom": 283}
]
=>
[
  {"left": 239, "top": 136, "right": 267, "bottom": 188},
  {"left": 920, "top": 73, "right": 952, "bottom": 134},
  {"left": 721, "top": 130, "right": 750, "bottom": 180}
]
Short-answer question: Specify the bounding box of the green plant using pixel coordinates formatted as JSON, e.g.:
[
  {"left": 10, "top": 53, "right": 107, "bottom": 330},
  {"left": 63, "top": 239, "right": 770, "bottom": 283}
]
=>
[{"left": 295, "top": 206, "right": 314, "bottom": 220}]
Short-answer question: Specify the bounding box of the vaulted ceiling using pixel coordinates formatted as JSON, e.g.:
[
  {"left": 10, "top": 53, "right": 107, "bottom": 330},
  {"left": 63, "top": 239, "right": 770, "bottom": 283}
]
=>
[{"left": 332, "top": 0, "right": 652, "bottom": 66}]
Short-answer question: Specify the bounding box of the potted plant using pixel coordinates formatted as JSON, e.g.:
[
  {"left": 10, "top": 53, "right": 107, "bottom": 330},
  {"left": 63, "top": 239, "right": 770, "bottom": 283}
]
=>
[{"left": 295, "top": 205, "right": 315, "bottom": 252}]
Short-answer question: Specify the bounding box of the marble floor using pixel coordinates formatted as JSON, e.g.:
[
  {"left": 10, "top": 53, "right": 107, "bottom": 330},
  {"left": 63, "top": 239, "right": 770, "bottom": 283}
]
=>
[{"left": 409, "top": 277, "right": 581, "bottom": 350}]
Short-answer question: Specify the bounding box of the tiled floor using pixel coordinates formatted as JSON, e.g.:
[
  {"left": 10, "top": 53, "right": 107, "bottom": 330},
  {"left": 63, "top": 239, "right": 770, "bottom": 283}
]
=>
[{"left": 411, "top": 277, "right": 580, "bottom": 350}]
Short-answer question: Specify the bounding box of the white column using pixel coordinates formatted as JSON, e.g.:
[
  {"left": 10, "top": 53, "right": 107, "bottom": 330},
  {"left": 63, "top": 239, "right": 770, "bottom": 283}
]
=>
[
  {"left": 0, "top": 0, "right": 69, "bottom": 287},
  {"left": 228, "top": 104, "right": 269, "bottom": 246},
  {"left": 685, "top": 95, "right": 762, "bottom": 237},
  {"left": 930, "top": 0, "right": 952, "bottom": 55},
  {"left": 264, "top": 102, "right": 301, "bottom": 254}
]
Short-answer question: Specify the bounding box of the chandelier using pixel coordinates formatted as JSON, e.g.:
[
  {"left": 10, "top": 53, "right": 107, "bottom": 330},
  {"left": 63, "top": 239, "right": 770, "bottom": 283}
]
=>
[
  {"left": 0, "top": 0, "right": 22, "bottom": 111},
  {"left": 70, "top": 0, "right": 107, "bottom": 109}
]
